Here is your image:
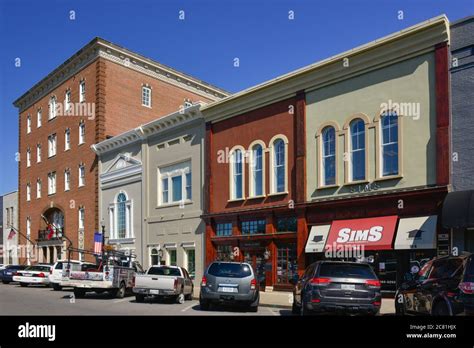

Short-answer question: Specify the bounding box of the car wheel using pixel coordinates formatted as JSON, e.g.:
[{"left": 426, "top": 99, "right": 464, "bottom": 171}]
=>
[
  {"left": 52, "top": 283, "right": 62, "bottom": 291},
  {"left": 135, "top": 294, "right": 145, "bottom": 303},
  {"left": 116, "top": 282, "right": 126, "bottom": 299},
  {"left": 2, "top": 281, "right": 10, "bottom": 284},
  {"left": 185, "top": 286, "right": 194, "bottom": 301},
  {"left": 73, "top": 289, "right": 86, "bottom": 298},
  {"left": 248, "top": 293, "right": 259, "bottom": 312},
  {"left": 20, "top": 283, "right": 28, "bottom": 287},
  {"left": 433, "top": 301, "right": 450, "bottom": 316},
  {"left": 176, "top": 292, "right": 185, "bottom": 304},
  {"left": 200, "top": 297, "right": 210, "bottom": 311}
]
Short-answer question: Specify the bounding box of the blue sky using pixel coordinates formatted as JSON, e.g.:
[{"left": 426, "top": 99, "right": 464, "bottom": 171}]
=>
[{"left": 0, "top": 0, "right": 472, "bottom": 194}]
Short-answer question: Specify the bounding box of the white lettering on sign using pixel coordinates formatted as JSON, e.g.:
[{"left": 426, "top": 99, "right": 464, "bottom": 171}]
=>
[{"left": 336, "top": 226, "right": 383, "bottom": 243}]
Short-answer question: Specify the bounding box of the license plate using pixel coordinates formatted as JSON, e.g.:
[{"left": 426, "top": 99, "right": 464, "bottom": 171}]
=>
[
  {"left": 149, "top": 289, "right": 159, "bottom": 295},
  {"left": 221, "top": 287, "right": 235, "bottom": 293},
  {"left": 341, "top": 284, "right": 355, "bottom": 290},
  {"left": 23, "top": 274, "right": 32, "bottom": 277}
]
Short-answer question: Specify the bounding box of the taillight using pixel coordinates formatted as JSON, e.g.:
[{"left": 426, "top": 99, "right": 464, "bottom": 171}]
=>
[
  {"left": 311, "top": 298, "right": 321, "bottom": 303},
  {"left": 459, "top": 282, "right": 474, "bottom": 294},
  {"left": 366, "top": 280, "right": 381, "bottom": 288},
  {"left": 250, "top": 278, "right": 257, "bottom": 290},
  {"left": 201, "top": 276, "right": 207, "bottom": 287},
  {"left": 37, "top": 273, "right": 46, "bottom": 278},
  {"left": 373, "top": 301, "right": 381, "bottom": 306},
  {"left": 310, "top": 277, "right": 331, "bottom": 285}
]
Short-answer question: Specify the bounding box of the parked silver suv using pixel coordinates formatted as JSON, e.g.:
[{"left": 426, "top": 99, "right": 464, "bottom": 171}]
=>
[{"left": 199, "top": 261, "right": 259, "bottom": 312}]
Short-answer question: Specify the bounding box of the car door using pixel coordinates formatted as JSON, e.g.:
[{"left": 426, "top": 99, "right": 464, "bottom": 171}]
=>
[
  {"left": 419, "top": 259, "right": 451, "bottom": 314},
  {"left": 181, "top": 268, "right": 193, "bottom": 294},
  {"left": 402, "top": 261, "right": 432, "bottom": 314},
  {"left": 295, "top": 264, "right": 314, "bottom": 305}
]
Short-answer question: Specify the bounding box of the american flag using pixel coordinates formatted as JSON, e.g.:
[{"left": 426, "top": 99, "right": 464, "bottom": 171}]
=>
[
  {"left": 7, "top": 228, "right": 16, "bottom": 240},
  {"left": 94, "top": 232, "right": 103, "bottom": 254}
]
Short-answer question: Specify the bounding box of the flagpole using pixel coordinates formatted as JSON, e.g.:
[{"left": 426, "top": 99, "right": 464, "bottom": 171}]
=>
[{"left": 7, "top": 224, "right": 35, "bottom": 265}]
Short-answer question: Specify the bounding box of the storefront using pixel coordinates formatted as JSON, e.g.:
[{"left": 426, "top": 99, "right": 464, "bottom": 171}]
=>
[
  {"left": 442, "top": 190, "right": 474, "bottom": 254},
  {"left": 305, "top": 214, "right": 439, "bottom": 294}
]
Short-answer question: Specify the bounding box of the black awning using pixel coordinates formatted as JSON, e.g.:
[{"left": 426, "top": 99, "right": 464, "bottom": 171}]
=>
[{"left": 442, "top": 190, "right": 474, "bottom": 229}]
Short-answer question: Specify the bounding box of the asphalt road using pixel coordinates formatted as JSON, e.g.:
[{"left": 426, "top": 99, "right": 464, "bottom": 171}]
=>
[{"left": 0, "top": 283, "right": 291, "bottom": 316}]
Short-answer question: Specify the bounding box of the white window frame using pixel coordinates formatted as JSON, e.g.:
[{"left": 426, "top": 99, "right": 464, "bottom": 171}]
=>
[
  {"left": 37, "top": 109, "right": 42, "bottom": 128},
  {"left": 48, "top": 172, "right": 56, "bottom": 195},
  {"left": 229, "top": 147, "right": 245, "bottom": 200},
  {"left": 65, "top": 89, "right": 71, "bottom": 112},
  {"left": 49, "top": 96, "right": 57, "bottom": 120},
  {"left": 79, "top": 122, "right": 85, "bottom": 145},
  {"left": 349, "top": 119, "right": 366, "bottom": 182},
  {"left": 158, "top": 161, "right": 192, "bottom": 206},
  {"left": 78, "top": 208, "right": 85, "bottom": 230},
  {"left": 36, "top": 144, "right": 41, "bottom": 163},
  {"left": 109, "top": 191, "right": 133, "bottom": 240},
  {"left": 36, "top": 179, "right": 41, "bottom": 199},
  {"left": 248, "top": 141, "right": 266, "bottom": 197},
  {"left": 26, "top": 183, "right": 31, "bottom": 201},
  {"left": 65, "top": 128, "right": 71, "bottom": 151},
  {"left": 27, "top": 115, "right": 31, "bottom": 134},
  {"left": 64, "top": 170, "right": 70, "bottom": 191},
  {"left": 269, "top": 135, "right": 288, "bottom": 194},
  {"left": 79, "top": 80, "right": 86, "bottom": 103},
  {"left": 48, "top": 134, "right": 57, "bottom": 158},
  {"left": 142, "top": 86, "right": 151, "bottom": 107},
  {"left": 78, "top": 164, "right": 85, "bottom": 187},
  {"left": 26, "top": 148, "right": 31, "bottom": 167}
]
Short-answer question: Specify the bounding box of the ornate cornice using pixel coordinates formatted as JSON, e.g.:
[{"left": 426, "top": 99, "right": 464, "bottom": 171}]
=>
[{"left": 13, "top": 37, "right": 229, "bottom": 112}]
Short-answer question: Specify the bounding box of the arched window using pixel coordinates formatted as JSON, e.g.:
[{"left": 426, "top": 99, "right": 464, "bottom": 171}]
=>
[
  {"left": 381, "top": 112, "right": 399, "bottom": 176},
  {"left": 350, "top": 119, "right": 366, "bottom": 181},
  {"left": 250, "top": 144, "right": 263, "bottom": 196},
  {"left": 231, "top": 149, "right": 244, "bottom": 199},
  {"left": 150, "top": 248, "right": 159, "bottom": 266},
  {"left": 322, "top": 127, "right": 336, "bottom": 186},
  {"left": 273, "top": 139, "right": 286, "bottom": 193},
  {"left": 117, "top": 193, "right": 127, "bottom": 239}
]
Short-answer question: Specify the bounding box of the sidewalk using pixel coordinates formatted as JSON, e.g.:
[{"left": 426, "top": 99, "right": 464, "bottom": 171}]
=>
[{"left": 193, "top": 286, "right": 395, "bottom": 314}]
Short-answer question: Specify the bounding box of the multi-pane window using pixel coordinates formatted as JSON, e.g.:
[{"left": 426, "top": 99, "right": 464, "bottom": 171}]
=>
[
  {"left": 36, "top": 144, "right": 41, "bottom": 163},
  {"left": 159, "top": 161, "right": 191, "bottom": 205},
  {"left": 186, "top": 249, "right": 196, "bottom": 278},
  {"left": 276, "top": 244, "right": 298, "bottom": 284},
  {"left": 241, "top": 219, "right": 266, "bottom": 235},
  {"left": 37, "top": 109, "right": 42, "bottom": 128},
  {"left": 216, "top": 245, "right": 233, "bottom": 261},
  {"left": 322, "top": 126, "right": 336, "bottom": 186},
  {"left": 216, "top": 223, "right": 232, "bottom": 237},
  {"left": 273, "top": 139, "right": 286, "bottom": 193},
  {"left": 65, "top": 129, "right": 70, "bottom": 150},
  {"left": 381, "top": 112, "right": 399, "bottom": 176},
  {"left": 48, "top": 172, "right": 56, "bottom": 195},
  {"left": 150, "top": 248, "right": 160, "bottom": 266},
  {"left": 64, "top": 170, "right": 70, "bottom": 191},
  {"left": 79, "top": 122, "right": 85, "bottom": 144},
  {"left": 78, "top": 164, "right": 85, "bottom": 187},
  {"left": 27, "top": 115, "right": 31, "bottom": 133},
  {"left": 251, "top": 144, "right": 263, "bottom": 196},
  {"left": 26, "top": 148, "right": 31, "bottom": 167},
  {"left": 26, "top": 217, "right": 31, "bottom": 238},
  {"left": 117, "top": 193, "right": 127, "bottom": 239},
  {"left": 65, "top": 90, "right": 71, "bottom": 112},
  {"left": 78, "top": 208, "right": 85, "bottom": 230},
  {"left": 26, "top": 183, "right": 31, "bottom": 201},
  {"left": 276, "top": 217, "right": 297, "bottom": 233},
  {"left": 168, "top": 249, "right": 177, "bottom": 266},
  {"left": 36, "top": 179, "right": 41, "bottom": 199},
  {"left": 49, "top": 96, "right": 57, "bottom": 120},
  {"left": 350, "top": 119, "right": 366, "bottom": 181},
  {"left": 142, "top": 86, "right": 151, "bottom": 107},
  {"left": 48, "top": 134, "right": 57, "bottom": 157},
  {"left": 232, "top": 149, "right": 243, "bottom": 199},
  {"left": 79, "top": 80, "right": 86, "bottom": 102}
]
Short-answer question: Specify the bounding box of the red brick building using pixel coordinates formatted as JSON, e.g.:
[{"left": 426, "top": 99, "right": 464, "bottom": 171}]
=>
[{"left": 13, "top": 37, "right": 228, "bottom": 264}]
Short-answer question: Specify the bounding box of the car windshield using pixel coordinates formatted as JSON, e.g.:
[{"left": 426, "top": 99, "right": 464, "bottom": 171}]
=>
[
  {"left": 148, "top": 267, "right": 181, "bottom": 276},
  {"left": 319, "top": 263, "right": 377, "bottom": 279},
  {"left": 25, "top": 266, "right": 50, "bottom": 272},
  {"left": 55, "top": 262, "right": 63, "bottom": 270},
  {"left": 207, "top": 263, "right": 252, "bottom": 278},
  {"left": 465, "top": 256, "right": 474, "bottom": 282}
]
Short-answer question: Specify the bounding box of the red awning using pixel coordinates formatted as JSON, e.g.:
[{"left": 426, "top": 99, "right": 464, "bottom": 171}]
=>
[{"left": 325, "top": 216, "right": 398, "bottom": 251}]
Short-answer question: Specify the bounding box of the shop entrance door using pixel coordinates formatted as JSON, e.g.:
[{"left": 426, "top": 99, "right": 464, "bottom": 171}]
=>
[{"left": 244, "top": 251, "right": 267, "bottom": 292}]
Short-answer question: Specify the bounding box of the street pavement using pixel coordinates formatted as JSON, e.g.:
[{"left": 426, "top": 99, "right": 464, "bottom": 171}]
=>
[{"left": 0, "top": 283, "right": 291, "bottom": 316}]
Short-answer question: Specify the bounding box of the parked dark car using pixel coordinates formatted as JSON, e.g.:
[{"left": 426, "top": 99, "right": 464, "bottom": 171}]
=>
[
  {"left": 199, "top": 261, "right": 259, "bottom": 312},
  {"left": 0, "top": 265, "right": 28, "bottom": 284},
  {"left": 292, "top": 261, "right": 382, "bottom": 315},
  {"left": 395, "top": 253, "right": 474, "bottom": 316}
]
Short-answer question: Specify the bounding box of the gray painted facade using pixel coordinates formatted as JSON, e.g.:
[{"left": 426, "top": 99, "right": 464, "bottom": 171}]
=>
[
  {"left": 2, "top": 191, "right": 19, "bottom": 265},
  {"left": 450, "top": 16, "right": 474, "bottom": 253},
  {"left": 94, "top": 104, "right": 205, "bottom": 280}
]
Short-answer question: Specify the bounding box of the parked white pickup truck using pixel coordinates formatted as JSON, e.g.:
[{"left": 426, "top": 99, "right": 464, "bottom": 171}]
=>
[{"left": 133, "top": 266, "right": 194, "bottom": 304}]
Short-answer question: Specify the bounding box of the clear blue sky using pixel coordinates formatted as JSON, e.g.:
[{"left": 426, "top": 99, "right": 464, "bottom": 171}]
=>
[{"left": 0, "top": 0, "right": 472, "bottom": 194}]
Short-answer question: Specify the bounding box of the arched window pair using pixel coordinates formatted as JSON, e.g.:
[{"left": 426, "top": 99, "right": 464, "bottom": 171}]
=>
[
  {"left": 230, "top": 136, "right": 287, "bottom": 200},
  {"left": 320, "top": 112, "right": 398, "bottom": 186},
  {"left": 109, "top": 191, "right": 133, "bottom": 240}
]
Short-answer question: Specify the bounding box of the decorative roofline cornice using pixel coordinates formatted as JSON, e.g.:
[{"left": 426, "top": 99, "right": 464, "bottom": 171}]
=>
[{"left": 13, "top": 37, "right": 229, "bottom": 112}]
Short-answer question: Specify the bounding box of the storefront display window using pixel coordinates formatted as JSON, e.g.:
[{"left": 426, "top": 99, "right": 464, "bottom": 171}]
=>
[
  {"left": 216, "top": 245, "right": 233, "bottom": 261},
  {"left": 276, "top": 243, "right": 297, "bottom": 284}
]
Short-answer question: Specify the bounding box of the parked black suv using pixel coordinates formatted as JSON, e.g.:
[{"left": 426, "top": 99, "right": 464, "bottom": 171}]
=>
[
  {"left": 291, "top": 261, "right": 382, "bottom": 315},
  {"left": 395, "top": 253, "right": 474, "bottom": 316}
]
